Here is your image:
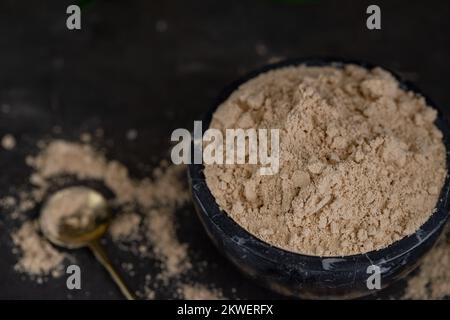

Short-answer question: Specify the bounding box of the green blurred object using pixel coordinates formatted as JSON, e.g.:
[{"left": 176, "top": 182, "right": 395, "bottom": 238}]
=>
[{"left": 77, "top": 0, "right": 96, "bottom": 9}]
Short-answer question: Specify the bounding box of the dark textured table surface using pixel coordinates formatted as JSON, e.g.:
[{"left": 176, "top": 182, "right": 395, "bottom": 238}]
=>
[{"left": 0, "top": 0, "right": 449, "bottom": 299}]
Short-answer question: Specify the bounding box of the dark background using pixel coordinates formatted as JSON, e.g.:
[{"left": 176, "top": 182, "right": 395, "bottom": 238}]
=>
[{"left": 0, "top": 0, "right": 449, "bottom": 299}]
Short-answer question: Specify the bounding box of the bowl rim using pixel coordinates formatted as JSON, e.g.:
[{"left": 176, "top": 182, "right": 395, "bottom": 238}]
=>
[{"left": 188, "top": 57, "right": 450, "bottom": 267}]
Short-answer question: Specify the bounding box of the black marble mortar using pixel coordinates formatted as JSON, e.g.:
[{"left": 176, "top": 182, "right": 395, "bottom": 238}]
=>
[{"left": 187, "top": 58, "right": 450, "bottom": 299}]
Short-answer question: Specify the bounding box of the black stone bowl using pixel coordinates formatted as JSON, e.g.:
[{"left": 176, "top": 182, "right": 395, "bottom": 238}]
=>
[{"left": 187, "top": 58, "right": 450, "bottom": 299}]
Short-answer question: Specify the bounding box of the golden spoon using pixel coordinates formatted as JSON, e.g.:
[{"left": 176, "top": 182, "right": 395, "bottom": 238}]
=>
[{"left": 39, "top": 186, "right": 135, "bottom": 300}]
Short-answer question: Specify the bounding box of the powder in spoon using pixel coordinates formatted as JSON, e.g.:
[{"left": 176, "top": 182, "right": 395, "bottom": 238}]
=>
[
  {"left": 40, "top": 187, "right": 108, "bottom": 243},
  {"left": 204, "top": 64, "right": 446, "bottom": 256}
]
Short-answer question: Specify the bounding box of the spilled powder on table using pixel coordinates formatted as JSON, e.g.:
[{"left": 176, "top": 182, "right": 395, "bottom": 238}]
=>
[
  {"left": 11, "top": 220, "right": 65, "bottom": 279},
  {"left": 178, "top": 284, "right": 224, "bottom": 300},
  {"left": 109, "top": 212, "right": 141, "bottom": 241},
  {"left": 1, "top": 138, "right": 221, "bottom": 299},
  {"left": 146, "top": 208, "right": 191, "bottom": 278},
  {"left": 29, "top": 140, "right": 107, "bottom": 184}
]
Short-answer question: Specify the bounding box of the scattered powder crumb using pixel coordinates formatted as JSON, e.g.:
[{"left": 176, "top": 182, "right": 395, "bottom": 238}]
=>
[
  {"left": 126, "top": 129, "right": 138, "bottom": 141},
  {"left": 267, "top": 56, "right": 285, "bottom": 64},
  {"left": 11, "top": 220, "right": 66, "bottom": 278},
  {"left": 140, "top": 274, "right": 156, "bottom": 299},
  {"left": 178, "top": 284, "right": 224, "bottom": 300},
  {"left": 205, "top": 64, "right": 446, "bottom": 256},
  {"left": 80, "top": 132, "right": 91, "bottom": 143},
  {"left": 143, "top": 287, "right": 156, "bottom": 300},
  {"left": 1, "top": 134, "right": 16, "bottom": 150},
  {"left": 121, "top": 262, "right": 135, "bottom": 277},
  {"left": 121, "top": 262, "right": 134, "bottom": 271},
  {"left": 0, "top": 196, "right": 16, "bottom": 208},
  {"left": 18, "top": 192, "right": 36, "bottom": 212}
]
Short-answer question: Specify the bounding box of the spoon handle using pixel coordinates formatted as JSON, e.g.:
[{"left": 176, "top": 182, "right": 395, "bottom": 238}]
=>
[{"left": 88, "top": 240, "right": 135, "bottom": 300}]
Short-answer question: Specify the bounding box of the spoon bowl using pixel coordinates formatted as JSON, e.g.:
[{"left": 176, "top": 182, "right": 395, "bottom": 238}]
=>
[
  {"left": 39, "top": 186, "right": 135, "bottom": 300},
  {"left": 40, "top": 186, "right": 110, "bottom": 249}
]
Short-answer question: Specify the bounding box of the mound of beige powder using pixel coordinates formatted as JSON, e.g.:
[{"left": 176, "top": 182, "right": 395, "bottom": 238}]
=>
[{"left": 205, "top": 64, "right": 446, "bottom": 256}]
